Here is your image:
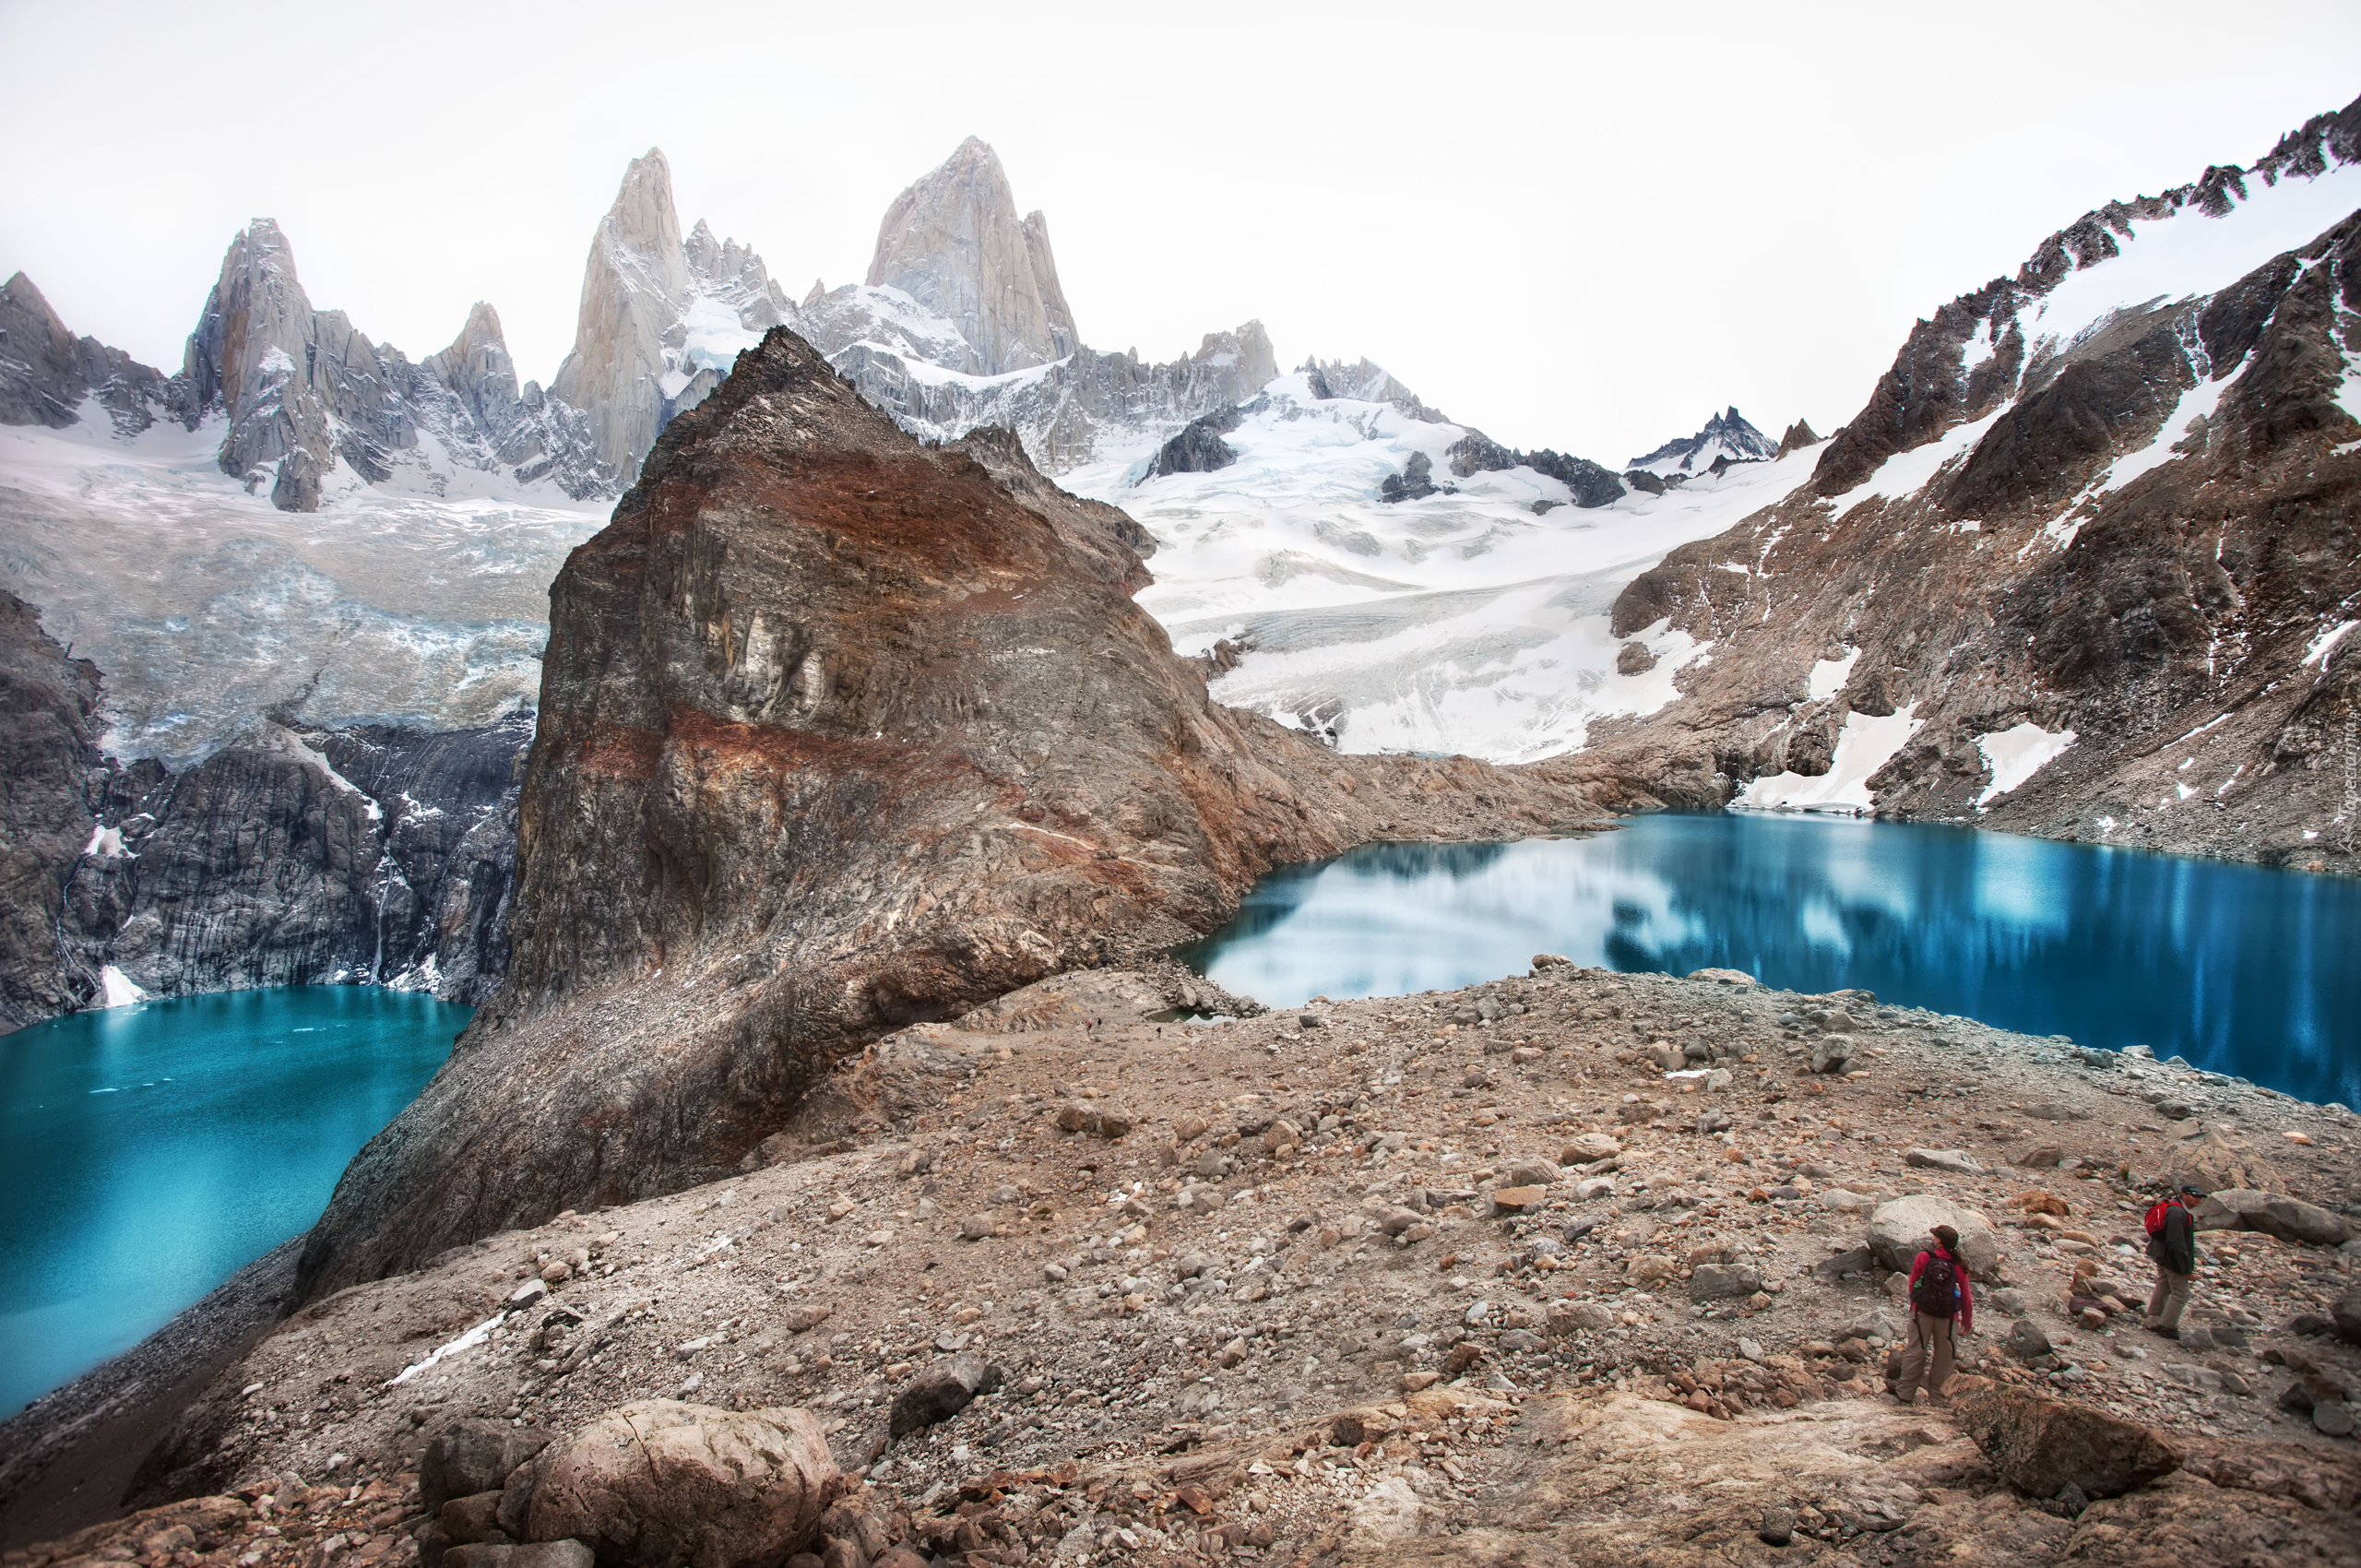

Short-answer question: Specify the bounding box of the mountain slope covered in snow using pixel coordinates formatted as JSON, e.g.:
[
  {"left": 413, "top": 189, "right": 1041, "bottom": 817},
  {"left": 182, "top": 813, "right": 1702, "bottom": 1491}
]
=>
[
  {"left": 1063, "top": 376, "right": 1806, "bottom": 761},
  {"left": 1583, "top": 95, "right": 2361, "bottom": 868}
]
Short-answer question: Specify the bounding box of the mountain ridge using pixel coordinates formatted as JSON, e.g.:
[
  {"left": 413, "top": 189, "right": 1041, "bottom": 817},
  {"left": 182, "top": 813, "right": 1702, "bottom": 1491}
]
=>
[{"left": 1575, "top": 91, "right": 2361, "bottom": 869}]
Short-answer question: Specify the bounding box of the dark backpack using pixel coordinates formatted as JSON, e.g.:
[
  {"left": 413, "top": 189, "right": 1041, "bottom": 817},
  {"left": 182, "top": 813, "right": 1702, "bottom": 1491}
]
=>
[{"left": 1912, "top": 1249, "right": 1961, "bottom": 1318}]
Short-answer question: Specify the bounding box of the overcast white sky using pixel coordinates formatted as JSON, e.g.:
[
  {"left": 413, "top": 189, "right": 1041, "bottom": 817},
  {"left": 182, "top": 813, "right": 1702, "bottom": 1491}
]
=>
[{"left": 4, "top": 2, "right": 2357, "bottom": 463}]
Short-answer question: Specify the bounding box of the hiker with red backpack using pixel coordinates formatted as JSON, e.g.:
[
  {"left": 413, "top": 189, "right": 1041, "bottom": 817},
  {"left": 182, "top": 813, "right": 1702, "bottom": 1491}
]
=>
[
  {"left": 2143, "top": 1184, "right": 2203, "bottom": 1337},
  {"left": 1893, "top": 1223, "right": 1975, "bottom": 1405}
]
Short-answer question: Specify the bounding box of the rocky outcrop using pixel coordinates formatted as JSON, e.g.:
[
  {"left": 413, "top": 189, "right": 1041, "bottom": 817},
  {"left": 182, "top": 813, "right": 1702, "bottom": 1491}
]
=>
[
  {"left": 1300, "top": 357, "right": 1448, "bottom": 422},
  {"left": 1953, "top": 1386, "right": 2184, "bottom": 1499},
  {"left": 0, "top": 273, "right": 184, "bottom": 435},
  {"left": 1774, "top": 417, "right": 1822, "bottom": 458},
  {"left": 173, "top": 220, "right": 617, "bottom": 509},
  {"left": 1147, "top": 405, "right": 1245, "bottom": 477},
  {"left": 1575, "top": 94, "right": 2361, "bottom": 866},
  {"left": 57, "top": 716, "right": 526, "bottom": 1006},
  {"left": 863, "top": 137, "right": 1077, "bottom": 376},
  {"left": 1380, "top": 451, "right": 1436, "bottom": 502},
  {"left": 293, "top": 327, "right": 1603, "bottom": 1294},
  {"left": 1445, "top": 429, "right": 1628, "bottom": 508},
  {"left": 819, "top": 316, "right": 1280, "bottom": 475}
]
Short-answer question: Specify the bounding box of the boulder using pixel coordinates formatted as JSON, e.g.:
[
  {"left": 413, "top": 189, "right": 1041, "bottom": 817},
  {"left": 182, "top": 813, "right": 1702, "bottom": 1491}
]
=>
[
  {"left": 1560, "top": 1134, "right": 1620, "bottom": 1166},
  {"left": 2170, "top": 1129, "right": 2284, "bottom": 1195},
  {"left": 2015, "top": 1146, "right": 2065, "bottom": 1170},
  {"left": 2003, "top": 1320, "right": 2052, "bottom": 1360},
  {"left": 1487, "top": 1187, "right": 1546, "bottom": 1217},
  {"left": 526, "top": 1401, "right": 839, "bottom": 1568},
  {"left": 1952, "top": 1386, "right": 2181, "bottom": 1498},
  {"left": 1689, "top": 1264, "right": 1763, "bottom": 1301},
  {"left": 1811, "top": 1246, "right": 1874, "bottom": 1281},
  {"left": 1809, "top": 1036, "right": 1854, "bottom": 1075},
  {"left": 1865, "top": 1194, "right": 1999, "bottom": 1277},
  {"left": 888, "top": 1351, "right": 1001, "bottom": 1439},
  {"left": 1686, "top": 968, "right": 1754, "bottom": 986},
  {"left": 2195, "top": 1189, "right": 2351, "bottom": 1246},
  {"left": 1546, "top": 1301, "right": 1614, "bottom": 1336},
  {"left": 2334, "top": 1284, "right": 2361, "bottom": 1347},
  {"left": 423, "top": 1420, "right": 554, "bottom": 1514},
  {"left": 1904, "top": 1148, "right": 1983, "bottom": 1174},
  {"left": 1504, "top": 1159, "right": 1561, "bottom": 1188}
]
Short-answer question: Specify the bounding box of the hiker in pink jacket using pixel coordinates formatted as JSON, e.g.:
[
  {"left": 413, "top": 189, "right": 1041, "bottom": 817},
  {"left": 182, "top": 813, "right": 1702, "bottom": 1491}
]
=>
[{"left": 1893, "top": 1223, "right": 1975, "bottom": 1405}]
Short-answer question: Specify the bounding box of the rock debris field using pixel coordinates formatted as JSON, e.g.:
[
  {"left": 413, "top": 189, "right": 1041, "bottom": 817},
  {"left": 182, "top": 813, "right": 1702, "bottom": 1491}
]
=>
[{"left": 12, "top": 962, "right": 2361, "bottom": 1567}]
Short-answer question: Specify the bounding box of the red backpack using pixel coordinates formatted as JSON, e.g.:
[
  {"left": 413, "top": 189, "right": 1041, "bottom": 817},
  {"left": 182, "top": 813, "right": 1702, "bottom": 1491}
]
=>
[{"left": 2142, "top": 1198, "right": 2174, "bottom": 1236}]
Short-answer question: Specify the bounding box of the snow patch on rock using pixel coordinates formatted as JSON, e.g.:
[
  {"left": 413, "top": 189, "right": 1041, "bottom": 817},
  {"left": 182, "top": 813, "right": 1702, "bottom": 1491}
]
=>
[
  {"left": 1737, "top": 705, "right": 1924, "bottom": 812},
  {"left": 1975, "top": 722, "right": 2078, "bottom": 806}
]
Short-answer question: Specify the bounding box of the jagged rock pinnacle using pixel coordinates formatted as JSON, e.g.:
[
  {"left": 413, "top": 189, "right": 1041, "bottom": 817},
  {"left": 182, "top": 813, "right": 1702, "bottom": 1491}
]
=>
[{"left": 864, "top": 137, "right": 1078, "bottom": 375}]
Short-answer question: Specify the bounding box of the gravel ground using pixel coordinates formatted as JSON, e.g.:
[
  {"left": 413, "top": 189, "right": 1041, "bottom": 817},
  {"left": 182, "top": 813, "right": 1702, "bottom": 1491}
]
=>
[{"left": 9, "top": 962, "right": 2358, "bottom": 1566}]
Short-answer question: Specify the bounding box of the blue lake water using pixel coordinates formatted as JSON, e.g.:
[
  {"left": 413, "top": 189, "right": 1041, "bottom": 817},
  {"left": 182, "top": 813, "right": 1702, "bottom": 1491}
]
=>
[
  {"left": 1186, "top": 814, "right": 2361, "bottom": 1110},
  {"left": 0, "top": 986, "right": 464, "bottom": 1419}
]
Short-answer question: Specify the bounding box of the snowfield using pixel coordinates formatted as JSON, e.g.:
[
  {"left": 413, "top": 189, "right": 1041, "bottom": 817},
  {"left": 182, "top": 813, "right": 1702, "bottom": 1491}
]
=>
[
  {"left": 0, "top": 407, "right": 607, "bottom": 761},
  {"left": 1066, "top": 376, "right": 1821, "bottom": 762}
]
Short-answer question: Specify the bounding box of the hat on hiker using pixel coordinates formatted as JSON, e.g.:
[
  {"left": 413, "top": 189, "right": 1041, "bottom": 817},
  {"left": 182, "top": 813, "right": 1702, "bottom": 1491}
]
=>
[
  {"left": 2179, "top": 1183, "right": 2204, "bottom": 1197},
  {"left": 1930, "top": 1224, "right": 1959, "bottom": 1247}
]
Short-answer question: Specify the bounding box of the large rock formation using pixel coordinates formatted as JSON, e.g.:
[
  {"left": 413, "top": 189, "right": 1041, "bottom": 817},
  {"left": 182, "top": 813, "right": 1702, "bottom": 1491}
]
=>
[
  {"left": 549, "top": 150, "right": 792, "bottom": 481},
  {"left": 864, "top": 137, "right": 1077, "bottom": 375},
  {"left": 0, "top": 272, "right": 183, "bottom": 434},
  {"left": 60, "top": 717, "right": 527, "bottom": 1004},
  {"left": 162, "top": 220, "right": 618, "bottom": 510},
  {"left": 549, "top": 150, "right": 695, "bottom": 477},
  {"left": 294, "top": 327, "right": 1601, "bottom": 1294},
  {"left": 1577, "top": 94, "right": 2361, "bottom": 867}
]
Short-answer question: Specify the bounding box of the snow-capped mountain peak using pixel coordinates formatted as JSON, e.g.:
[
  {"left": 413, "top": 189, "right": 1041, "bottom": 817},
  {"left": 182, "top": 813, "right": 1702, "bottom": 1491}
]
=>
[{"left": 1626, "top": 405, "right": 1778, "bottom": 476}]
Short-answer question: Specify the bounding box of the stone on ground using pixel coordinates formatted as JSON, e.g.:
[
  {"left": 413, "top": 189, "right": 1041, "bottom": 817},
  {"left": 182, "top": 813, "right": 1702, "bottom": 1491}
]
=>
[
  {"left": 888, "top": 1351, "right": 999, "bottom": 1439},
  {"left": 421, "top": 1420, "right": 553, "bottom": 1513},
  {"left": 525, "top": 1400, "right": 838, "bottom": 1568}
]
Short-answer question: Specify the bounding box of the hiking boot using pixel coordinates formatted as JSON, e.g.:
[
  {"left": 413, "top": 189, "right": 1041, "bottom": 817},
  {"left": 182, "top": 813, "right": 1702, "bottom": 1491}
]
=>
[{"left": 2148, "top": 1324, "right": 2179, "bottom": 1340}]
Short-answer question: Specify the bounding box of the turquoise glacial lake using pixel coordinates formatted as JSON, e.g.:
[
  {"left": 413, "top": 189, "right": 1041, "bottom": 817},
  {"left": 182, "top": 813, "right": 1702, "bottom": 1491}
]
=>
[
  {"left": 1187, "top": 814, "right": 2361, "bottom": 1111},
  {"left": 0, "top": 986, "right": 464, "bottom": 1418}
]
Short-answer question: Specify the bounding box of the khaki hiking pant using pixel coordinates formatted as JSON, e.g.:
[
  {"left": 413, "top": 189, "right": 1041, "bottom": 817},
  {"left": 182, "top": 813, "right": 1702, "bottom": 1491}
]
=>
[
  {"left": 2148, "top": 1265, "right": 2192, "bottom": 1330},
  {"left": 1894, "top": 1311, "right": 1957, "bottom": 1402}
]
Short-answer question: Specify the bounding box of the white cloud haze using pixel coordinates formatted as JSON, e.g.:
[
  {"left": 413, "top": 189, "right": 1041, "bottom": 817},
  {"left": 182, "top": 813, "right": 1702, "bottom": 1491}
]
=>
[{"left": 4, "top": 0, "right": 2357, "bottom": 463}]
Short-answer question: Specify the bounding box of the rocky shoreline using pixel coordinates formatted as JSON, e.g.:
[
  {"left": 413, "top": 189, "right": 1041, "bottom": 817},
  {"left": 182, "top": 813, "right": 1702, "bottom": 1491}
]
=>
[{"left": 9, "top": 959, "right": 2353, "bottom": 1564}]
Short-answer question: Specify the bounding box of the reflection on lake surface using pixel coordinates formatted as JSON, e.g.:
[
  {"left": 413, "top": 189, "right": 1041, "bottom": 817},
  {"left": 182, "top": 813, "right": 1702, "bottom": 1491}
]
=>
[
  {"left": 1186, "top": 814, "right": 2361, "bottom": 1110},
  {"left": 0, "top": 986, "right": 463, "bottom": 1418}
]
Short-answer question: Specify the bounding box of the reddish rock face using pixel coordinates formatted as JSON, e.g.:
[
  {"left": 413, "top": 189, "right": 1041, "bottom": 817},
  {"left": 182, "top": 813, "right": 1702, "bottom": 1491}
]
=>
[
  {"left": 297, "top": 330, "right": 1598, "bottom": 1294},
  {"left": 1953, "top": 1386, "right": 2183, "bottom": 1499}
]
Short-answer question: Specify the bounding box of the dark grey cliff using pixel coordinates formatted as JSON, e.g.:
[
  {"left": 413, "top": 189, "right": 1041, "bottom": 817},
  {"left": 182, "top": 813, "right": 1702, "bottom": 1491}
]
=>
[
  {"left": 0, "top": 592, "right": 105, "bottom": 1031},
  {"left": 0, "top": 590, "right": 525, "bottom": 1029}
]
